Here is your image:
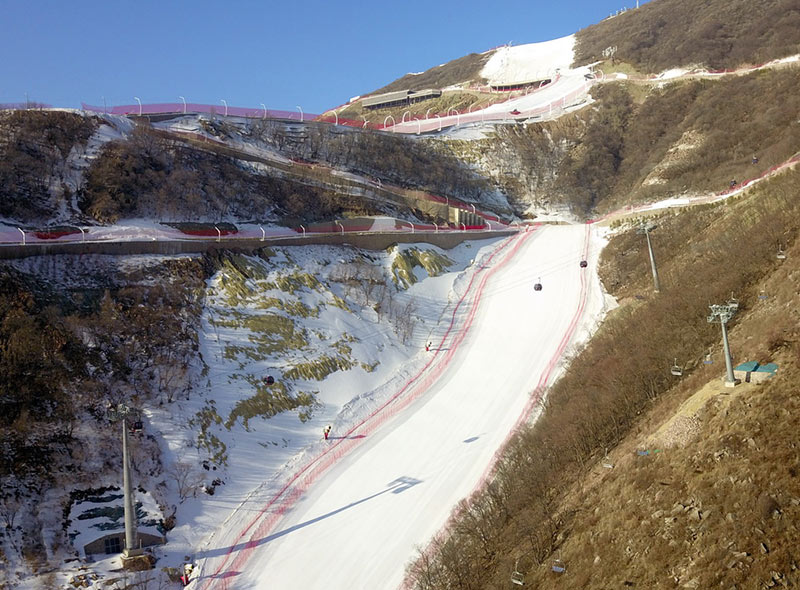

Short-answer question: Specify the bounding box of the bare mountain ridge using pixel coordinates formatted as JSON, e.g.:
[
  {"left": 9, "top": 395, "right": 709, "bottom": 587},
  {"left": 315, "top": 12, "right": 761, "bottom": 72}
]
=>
[{"left": 361, "top": 0, "right": 800, "bottom": 102}]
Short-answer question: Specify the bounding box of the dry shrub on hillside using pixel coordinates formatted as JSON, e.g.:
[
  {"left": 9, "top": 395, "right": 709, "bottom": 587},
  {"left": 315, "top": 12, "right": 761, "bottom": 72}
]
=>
[
  {"left": 468, "top": 66, "right": 800, "bottom": 216},
  {"left": 574, "top": 0, "right": 800, "bottom": 73},
  {"left": 554, "top": 83, "right": 633, "bottom": 213},
  {"left": 548, "top": 67, "right": 800, "bottom": 215},
  {"left": 0, "top": 257, "right": 206, "bottom": 482},
  {"left": 247, "top": 121, "right": 491, "bottom": 204},
  {"left": 371, "top": 52, "right": 490, "bottom": 95},
  {"left": 80, "top": 125, "right": 376, "bottom": 224},
  {"left": 0, "top": 111, "right": 98, "bottom": 221},
  {"left": 523, "top": 366, "right": 800, "bottom": 589}
]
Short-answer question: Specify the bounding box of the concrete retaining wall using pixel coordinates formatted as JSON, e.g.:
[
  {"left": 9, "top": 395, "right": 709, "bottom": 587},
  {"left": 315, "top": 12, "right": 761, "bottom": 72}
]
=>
[{"left": 0, "top": 230, "right": 516, "bottom": 261}]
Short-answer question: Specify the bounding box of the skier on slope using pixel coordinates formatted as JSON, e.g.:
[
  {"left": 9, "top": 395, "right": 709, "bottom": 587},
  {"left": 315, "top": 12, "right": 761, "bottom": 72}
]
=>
[
  {"left": 181, "top": 563, "right": 193, "bottom": 586},
  {"left": 323, "top": 425, "right": 332, "bottom": 440}
]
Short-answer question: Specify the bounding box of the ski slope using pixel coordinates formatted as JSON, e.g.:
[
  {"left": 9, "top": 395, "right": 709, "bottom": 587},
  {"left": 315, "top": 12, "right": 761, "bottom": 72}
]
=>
[{"left": 193, "top": 224, "right": 608, "bottom": 589}]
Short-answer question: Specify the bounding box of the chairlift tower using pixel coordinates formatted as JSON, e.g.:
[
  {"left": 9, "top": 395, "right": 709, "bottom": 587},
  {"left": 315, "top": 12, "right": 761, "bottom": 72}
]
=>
[
  {"left": 707, "top": 304, "right": 739, "bottom": 387},
  {"left": 637, "top": 222, "right": 661, "bottom": 292},
  {"left": 108, "top": 403, "right": 143, "bottom": 559}
]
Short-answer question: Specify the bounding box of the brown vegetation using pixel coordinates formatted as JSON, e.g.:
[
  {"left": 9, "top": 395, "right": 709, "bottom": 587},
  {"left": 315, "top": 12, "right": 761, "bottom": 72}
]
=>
[
  {"left": 462, "top": 65, "right": 800, "bottom": 217},
  {"left": 0, "top": 256, "right": 206, "bottom": 482},
  {"left": 405, "top": 166, "right": 800, "bottom": 588},
  {"left": 603, "top": 68, "right": 800, "bottom": 212},
  {"left": 246, "top": 120, "right": 491, "bottom": 204},
  {"left": 0, "top": 110, "right": 98, "bottom": 221},
  {"left": 0, "top": 254, "right": 209, "bottom": 573},
  {"left": 80, "top": 124, "right": 377, "bottom": 224},
  {"left": 370, "top": 52, "right": 490, "bottom": 95},
  {"left": 574, "top": 0, "right": 800, "bottom": 73}
]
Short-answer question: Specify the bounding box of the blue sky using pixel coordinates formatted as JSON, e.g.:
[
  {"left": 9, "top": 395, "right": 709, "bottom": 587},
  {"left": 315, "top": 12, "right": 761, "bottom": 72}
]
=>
[{"left": 1, "top": 0, "right": 648, "bottom": 114}]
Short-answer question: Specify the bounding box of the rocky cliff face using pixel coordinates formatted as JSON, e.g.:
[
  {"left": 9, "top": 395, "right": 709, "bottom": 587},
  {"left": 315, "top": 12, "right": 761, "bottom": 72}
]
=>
[{"left": 438, "top": 115, "right": 587, "bottom": 218}]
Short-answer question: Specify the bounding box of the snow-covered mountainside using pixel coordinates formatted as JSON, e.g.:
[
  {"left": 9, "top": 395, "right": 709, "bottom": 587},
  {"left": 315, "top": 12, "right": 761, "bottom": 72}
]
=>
[{"left": 3, "top": 1, "right": 800, "bottom": 588}]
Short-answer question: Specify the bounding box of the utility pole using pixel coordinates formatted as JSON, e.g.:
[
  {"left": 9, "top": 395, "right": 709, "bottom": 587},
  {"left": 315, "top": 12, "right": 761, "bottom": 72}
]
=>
[
  {"left": 108, "top": 404, "right": 143, "bottom": 561},
  {"left": 637, "top": 222, "right": 661, "bottom": 292},
  {"left": 707, "top": 303, "right": 740, "bottom": 387}
]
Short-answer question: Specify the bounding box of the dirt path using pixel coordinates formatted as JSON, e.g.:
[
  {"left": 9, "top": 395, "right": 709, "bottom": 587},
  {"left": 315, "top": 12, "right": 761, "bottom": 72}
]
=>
[{"left": 647, "top": 379, "right": 755, "bottom": 449}]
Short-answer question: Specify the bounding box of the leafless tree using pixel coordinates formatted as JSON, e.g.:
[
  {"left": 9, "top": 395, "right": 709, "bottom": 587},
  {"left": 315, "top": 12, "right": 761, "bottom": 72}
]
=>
[
  {"left": 394, "top": 300, "right": 417, "bottom": 345},
  {"left": 167, "top": 461, "right": 205, "bottom": 503},
  {"left": 0, "top": 493, "right": 21, "bottom": 529}
]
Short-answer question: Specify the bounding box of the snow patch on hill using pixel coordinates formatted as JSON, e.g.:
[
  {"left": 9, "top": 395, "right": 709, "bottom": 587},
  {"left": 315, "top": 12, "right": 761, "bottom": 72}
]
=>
[{"left": 481, "top": 35, "right": 576, "bottom": 85}]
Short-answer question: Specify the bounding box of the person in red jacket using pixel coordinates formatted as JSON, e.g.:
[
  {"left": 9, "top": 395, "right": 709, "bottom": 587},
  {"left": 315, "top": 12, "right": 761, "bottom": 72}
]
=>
[
  {"left": 323, "top": 425, "right": 332, "bottom": 440},
  {"left": 181, "top": 563, "right": 193, "bottom": 586}
]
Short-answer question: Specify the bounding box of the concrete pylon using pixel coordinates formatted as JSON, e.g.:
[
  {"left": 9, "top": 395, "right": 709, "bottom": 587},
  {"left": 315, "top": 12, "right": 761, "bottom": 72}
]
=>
[{"left": 122, "top": 418, "right": 142, "bottom": 558}]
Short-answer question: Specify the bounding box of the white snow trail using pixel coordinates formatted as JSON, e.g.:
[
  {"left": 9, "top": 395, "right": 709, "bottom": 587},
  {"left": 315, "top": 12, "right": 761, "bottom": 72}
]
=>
[{"left": 195, "top": 224, "right": 604, "bottom": 589}]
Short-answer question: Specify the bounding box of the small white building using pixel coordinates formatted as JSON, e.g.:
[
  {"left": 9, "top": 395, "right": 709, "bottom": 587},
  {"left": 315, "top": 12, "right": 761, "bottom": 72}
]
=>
[
  {"left": 67, "top": 487, "right": 166, "bottom": 558},
  {"left": 733, "top": 361, "right": 778, "bottom": 384}
]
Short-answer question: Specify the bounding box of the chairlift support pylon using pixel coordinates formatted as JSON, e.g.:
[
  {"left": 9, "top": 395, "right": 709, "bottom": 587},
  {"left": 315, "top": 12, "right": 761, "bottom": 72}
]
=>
[{"left": 511, "top": 558, "right": 525, "bottom": 585}]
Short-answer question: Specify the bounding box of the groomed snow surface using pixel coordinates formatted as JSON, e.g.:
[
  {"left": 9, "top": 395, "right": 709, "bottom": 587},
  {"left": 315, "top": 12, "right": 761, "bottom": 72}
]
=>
[{"left": 188, "top": 224, "right": 610, "bottom": 589}]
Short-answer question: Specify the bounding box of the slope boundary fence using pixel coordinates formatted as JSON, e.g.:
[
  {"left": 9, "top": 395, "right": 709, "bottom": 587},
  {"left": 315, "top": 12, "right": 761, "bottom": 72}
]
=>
[
  {"left": 400, "top": 222, "right": 593, "bottom": 589},
  {"left": 79, "top": 77, "right": 593, "bottom": 135}
]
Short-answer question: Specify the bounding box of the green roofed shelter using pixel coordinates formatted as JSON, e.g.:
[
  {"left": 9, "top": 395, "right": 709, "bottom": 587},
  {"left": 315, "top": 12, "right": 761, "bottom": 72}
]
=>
[{"left": 733, "top": 361, "right": 778, "bottom": 384}]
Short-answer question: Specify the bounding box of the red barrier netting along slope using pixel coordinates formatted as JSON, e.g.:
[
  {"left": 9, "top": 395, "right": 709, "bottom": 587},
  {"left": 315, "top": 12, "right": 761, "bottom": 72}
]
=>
[{"left": 400, "top": 223, "right": 593, "bottom": 589}]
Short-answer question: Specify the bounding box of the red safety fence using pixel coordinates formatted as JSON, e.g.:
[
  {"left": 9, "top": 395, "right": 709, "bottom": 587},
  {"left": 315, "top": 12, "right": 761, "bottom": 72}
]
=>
[
  {"left": 179, "top": 228, "right": 238, "bottom": 237},
  {"left": 196, "top": 229, "right": 536, "bottom": 589},
  {"left": 81, "top": 102, "right": 317, "bottom": 121},
  {"left": 386, "top": 78, "right": 594, "bottom": 134},
  {"left": 78, "top": 72, "right": 582, "bottom": 135},
  {"left": 586, "top": 150, "right": 800, "bottom": 224},
  {"left": 33, "top": 227, "right": 82, "bottom": 240},
  {"left": 1, "top": 216, "right": 509, "bottom": 246}
]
